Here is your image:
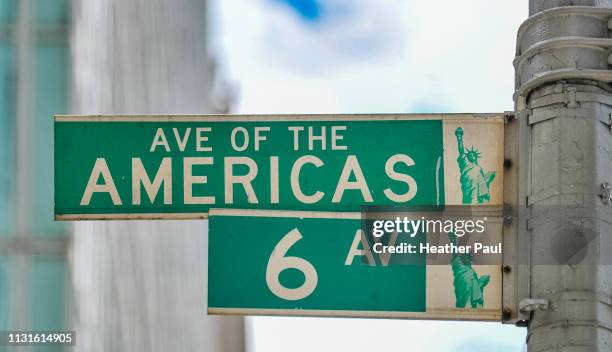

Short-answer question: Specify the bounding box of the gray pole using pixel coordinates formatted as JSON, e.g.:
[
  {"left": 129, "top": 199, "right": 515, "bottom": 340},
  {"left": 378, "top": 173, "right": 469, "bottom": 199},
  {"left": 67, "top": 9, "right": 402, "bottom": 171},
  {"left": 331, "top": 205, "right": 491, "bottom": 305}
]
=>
[
  {"left": 516, "top": 1, "right": 612, "bottom": 351},
  {"left": 70, "top": 0, "right": 243, "bottom": 351}
]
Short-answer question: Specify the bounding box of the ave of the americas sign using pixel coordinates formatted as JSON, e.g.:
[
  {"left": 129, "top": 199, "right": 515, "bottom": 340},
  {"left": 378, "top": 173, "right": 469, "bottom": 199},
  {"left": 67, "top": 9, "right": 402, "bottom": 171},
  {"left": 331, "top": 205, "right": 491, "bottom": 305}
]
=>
[{"left": 54, "top": 114, "right": 503, "bottom": 219}]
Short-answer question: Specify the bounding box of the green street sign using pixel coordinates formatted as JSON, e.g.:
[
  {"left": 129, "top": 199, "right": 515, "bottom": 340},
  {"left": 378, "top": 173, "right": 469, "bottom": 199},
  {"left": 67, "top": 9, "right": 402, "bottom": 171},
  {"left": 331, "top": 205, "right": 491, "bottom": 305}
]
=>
[
  {"left": 54, "top": 114, "right": 505, "bottom": 219},
  {"left": 55, "top": 113, "right": 509, "bottom": 320},
  {"left": 208, "top": 209, "right": 502, "bottom": 320}
]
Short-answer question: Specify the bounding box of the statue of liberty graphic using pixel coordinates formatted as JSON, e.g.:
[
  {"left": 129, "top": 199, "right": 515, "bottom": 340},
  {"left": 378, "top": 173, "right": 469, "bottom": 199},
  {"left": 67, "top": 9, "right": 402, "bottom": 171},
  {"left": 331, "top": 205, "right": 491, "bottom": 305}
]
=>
[
  {"left": 447, "top": 126, "right": 495, "bottom": 308},
  {"left": 448, "top": 232, "right": 490, "bottom": 308},
  {"left": 454, "top": 127, "right": 496, "bottom": 204}
]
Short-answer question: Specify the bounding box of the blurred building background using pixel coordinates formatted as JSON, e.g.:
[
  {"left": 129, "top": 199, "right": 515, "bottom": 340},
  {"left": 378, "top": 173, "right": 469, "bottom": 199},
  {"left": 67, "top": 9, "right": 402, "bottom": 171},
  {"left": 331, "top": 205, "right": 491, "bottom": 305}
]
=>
[
  {"left": 69, "top": 0, "right": 242, "bottom": 351},
  {"left": 1, "top": 0, "right": 243, "bottom": 351},
  {"left": 0, "top": 1, "right": 70, "bottom": 351}
]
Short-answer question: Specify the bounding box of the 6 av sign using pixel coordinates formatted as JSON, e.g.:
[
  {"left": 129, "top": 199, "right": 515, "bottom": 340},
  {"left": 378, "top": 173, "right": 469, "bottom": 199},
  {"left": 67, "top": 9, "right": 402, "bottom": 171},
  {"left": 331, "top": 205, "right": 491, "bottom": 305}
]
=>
[
  {"left": 208, "top": 209, "right": 503, "bottom": 320},
  {"left": 55, "top": 114, "right": 504, "bottom": 219}
]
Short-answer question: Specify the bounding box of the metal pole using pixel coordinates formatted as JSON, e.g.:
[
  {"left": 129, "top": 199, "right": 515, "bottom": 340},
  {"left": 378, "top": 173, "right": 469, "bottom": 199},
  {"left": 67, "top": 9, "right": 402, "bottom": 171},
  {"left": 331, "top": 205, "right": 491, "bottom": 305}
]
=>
[{"left": 516, "top": 1, "right": 612, "bottom": 351}]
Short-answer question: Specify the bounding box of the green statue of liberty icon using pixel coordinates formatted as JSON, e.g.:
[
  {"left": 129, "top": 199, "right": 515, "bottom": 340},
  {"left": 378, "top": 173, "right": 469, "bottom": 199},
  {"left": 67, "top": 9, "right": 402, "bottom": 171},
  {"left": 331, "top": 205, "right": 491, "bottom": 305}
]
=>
[
  {"left": 448, "top": 232, "right": 490, "bottom": 308},
  {"left": 454, "top": 127, "right": 496, "bottom": 204}
]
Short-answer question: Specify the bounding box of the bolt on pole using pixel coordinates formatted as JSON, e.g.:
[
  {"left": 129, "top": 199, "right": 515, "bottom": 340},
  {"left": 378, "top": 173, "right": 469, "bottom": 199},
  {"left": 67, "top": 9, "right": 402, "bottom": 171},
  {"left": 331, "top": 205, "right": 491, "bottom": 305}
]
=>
[{"left": 516, "top": 1, "right": 612, "bottom": 351}]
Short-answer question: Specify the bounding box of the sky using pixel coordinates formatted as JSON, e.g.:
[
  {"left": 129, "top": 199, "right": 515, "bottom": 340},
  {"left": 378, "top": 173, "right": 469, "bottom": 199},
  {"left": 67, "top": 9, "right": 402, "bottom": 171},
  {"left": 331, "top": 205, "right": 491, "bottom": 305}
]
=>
[{"left": 210, "top": 0, "right": 529, "bottom": 350}]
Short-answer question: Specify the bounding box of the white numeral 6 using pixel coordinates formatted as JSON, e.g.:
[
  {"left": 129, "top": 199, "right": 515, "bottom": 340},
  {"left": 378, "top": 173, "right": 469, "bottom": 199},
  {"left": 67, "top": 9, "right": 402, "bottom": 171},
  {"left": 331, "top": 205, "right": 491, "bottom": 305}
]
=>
[{"left": 266, "top": 228, "right": 318, "bottom": 300}]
